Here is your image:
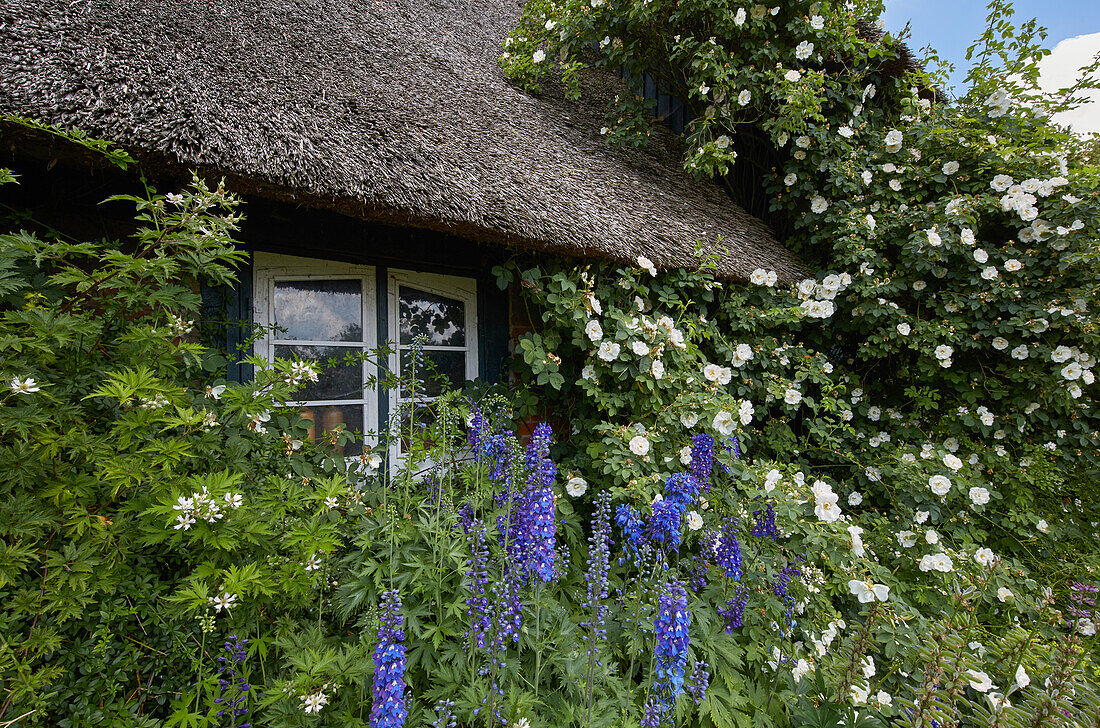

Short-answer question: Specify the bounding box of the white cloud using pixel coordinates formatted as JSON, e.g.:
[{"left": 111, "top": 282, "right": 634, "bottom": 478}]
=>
[{"left": 1036, "top": 32, "right": 1100, "bottom": 136}]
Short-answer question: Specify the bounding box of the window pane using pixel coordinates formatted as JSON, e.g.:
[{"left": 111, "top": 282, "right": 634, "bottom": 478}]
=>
[
  {"left": 298, "top": 404, "right": 364, "bottom": 457},
  {"left": 399, "top": 286, "right": 466, "bottom": 346},
  {"left": 276, "top": 345, "right": 367, "bottom": 401},
  {"left": 395, "top": 403, "right": 437, "bottom": 454},
  {"left": 274, "top": 279, "right": 363, "bottom": 342},
  {"left": 399, "top": 349, "right": 466, "bottom": 398}
]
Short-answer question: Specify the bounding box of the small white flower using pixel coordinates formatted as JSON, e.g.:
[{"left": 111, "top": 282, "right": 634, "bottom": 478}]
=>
[
  {"left": 784, "top": 388, "right": 802, "bottom": 406},
  {"left": 1078, "top": 617, "right": 1096, "bottom": 636},
  {"left": 1061, "top": 362, "right": 1083, "bottom": 381},
  {"left": 566, "top": 476, "right": 588, "bottom": 497},
  {"left": 204, "top": 383, "right": 226, "bottom": 399},
  {"left": 943, "top": 454, "right": 963, "bottom": 471},
  {"left": 1015, "top": 665, "right": 1030, "bottom": 689},
  {"left": 532, "top": 49, "right": 546, "bottom": 63},
  {"left": 848, "top": 491, "right": 863, "bottom": 506},
  {"left": 631, "top": 341, "right": 650, "bottom": 357},
  {"left": 981, "top": 266, "right": 999, "bottom": 280},
  {"left": 581, "top": 364, "right": 596, "bottom": 380},
  {"left": 934, "top": 344, "right": 954, "bottom": 361},
  {"left": 636, "top": 256, "right": 657, "bottom": 276},
  {"left": 597, "top": 341, "right": 620, "bottom": 361},
  {"left": 814, "top": 493, "right": 842, "bottom": 523},
  {"left": 9, "top": 377, "right": 41, "bottom": 394},
  {"left": 795, "top": 41, "right": 814, "bottom": 60},
  {"left": 897, "top": 530, "right": 918, "bottom": 548},
  {"left": 974, "top": 248, "right": 989, "bottom": 263},
  {"left": 628, "top": 435, "right": 650, "bottom": 457},
  {"left": 1011, "top": 345, "right": 1029, "bottom": 360},
  {"left": 926, "top": 229, "right": 942, "bottom": 246},
  {"left": 783, "top": 173, "right": 798, "bottom": 186},
  {"left": 785, "top": 69, "right": 802, "bottom": 82},
  {"left": 942, "top": 161, "right": 960, "bottom": 175},
  {"left": 681, "top": 412, "right": 699, "bottom": 428},
  {"left": 992, "top": 337, "right": 1009, "bottom": 351},
  {"left": 997, "top": 587, "right": 1013, "bottom": 602},
  {"left": 1036, "top": 519, "right": 1049, "bottom": 534},
  {"left": 305, "top": 553, "right": 323, "bottom": 571},
  {"left": 209, "top": 592, "right": 237, "bottom": 612},
  {"left": 738, "top": 89, "right": 752, "bottom": 106},
  {"left": 967, "top": 670, "right": 996, "bottom": 693},
  {"left": 686, "top": 511, "right": 703, "bottom": 530},
  {"left": 650, "top": 359, "right": 664, "bottom": 379},
  {"left": 1004, "top": 259, "right": 1023, "bottom": 272},
  {"left": 810, "top": 195, "right": 829, "bottom": 214}
]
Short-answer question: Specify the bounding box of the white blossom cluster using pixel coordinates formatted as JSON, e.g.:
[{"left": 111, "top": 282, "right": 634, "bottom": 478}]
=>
[{"left": 172, "top": 487, "right": 243, "bottom": 530}]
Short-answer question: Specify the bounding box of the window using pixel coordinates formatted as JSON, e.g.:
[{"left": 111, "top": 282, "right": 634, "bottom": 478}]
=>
[
  {"left": 388, "top": 270, "right": 478, "bottom": 459},
  {"left": 252, "top": 252, "right": 478, "bottom": 460}
]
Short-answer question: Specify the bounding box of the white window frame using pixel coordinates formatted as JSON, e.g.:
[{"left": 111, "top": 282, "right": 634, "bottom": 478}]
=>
[
  {"left": 252, "top": 251, "right": 380, "bottom": 454},
  {"left": 387, "top": 269, "right": 479, "bottom": 463}
]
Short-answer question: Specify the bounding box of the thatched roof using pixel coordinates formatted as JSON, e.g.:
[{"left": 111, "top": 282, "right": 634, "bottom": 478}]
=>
[{"left": 0, "top": 0, "right": 805, "bottom": 281}]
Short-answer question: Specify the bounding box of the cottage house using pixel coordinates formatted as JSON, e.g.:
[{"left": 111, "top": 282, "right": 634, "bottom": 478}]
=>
[{"left": 1, "top": 0, "right": 803, "bottom": 455}]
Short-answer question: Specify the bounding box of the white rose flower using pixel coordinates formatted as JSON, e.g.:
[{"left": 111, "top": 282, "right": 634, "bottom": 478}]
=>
[
  {"left": 897, "top": 530, "right": 918, "bottom": 548},
  {"left": 974, "top": 248, "right": 989, "bottom": 263},
  {"left": 597, "top": 341, "right": 620, "bottom": 361},
  {"left": 566, "top": 477, "right": 588, "bottom": 497},
  {"left": 1061, "top": 362, "right": 1083, "bottom": 381},
  {"left": 848, "top": 579, "right": 890, "bottom": 603},
  {"left": 1036, "top": 519, "right": 1049, "bottom": 533},
  {"left": 703, "top": 363, "right": 723, "bottom": 382},
  {"left": 934, "top": 344, "right": 954, "bottom": 361},
  {"left": 997, "top": 587, "right": 1013, "bottom": 602},
  {"left": 992, "top": 337, "right": 1009, "bottom": 350},
  {"left": 713, "top": 411, "right": 736, "bottom": 436},
  {"left": 943, "top": 454, "right": 963, "bottom": 471},
  {"left": 925, "top": 529, "right": 940, "bottom": 545},
  {"left": 686, "top": 511, "right": 704, "bottom": 530},
  {"left": 681, "top": 412, "right": 699, "bottom": 428},
  {"left": 942, "top": 161, "right": 960, "bottom": 175},
  {"left": 784, "top": 388, "right": 803, "bottom": 406},
  {"left": 532, "top": 49, "right": 546, "bottom": 63},
  {"left": 738, "top": 88, "right": 752, "bottom": 105},
  {"left": 783, "top": 173, "right": 798, "bottom": 186},
  {"left": 631, "top": 340, "right": 650, "bottom": 357},
  {"left": 1004, "top": 259, "right": 1023, "bottom": 272},
  {"left": 981, "top": 266, "right": 999, "bottom": 280},
  {"left": 628, "top": 435, "right": 650, "bottom": 456},
  {"left": 795, "top": 40, "right": 814, "bottom": 60},
  {"left": 810, "top": 195, "right": 829, "bottom": 213},
  {"left": 969, "top": 487, "right": 991, "bottom": 505},
  {"left": 814, "top": 493, "right": 842, "bottom": 522},
  {"left": 884, "top": 129, "right": 904, "bottom": 152},
  {"left": 785, "top": 69, "right": 802, "bottom": 82},
  {"left": 975, "top": 547, "right": 996, "bottom": 566},
  {"left": 928, "top": 475, "right": 952, "bottom": 496},
  {"left": 848, "top": 491, "right": 863, "bottom": 506},
  {"left": 1010, "top": 345, "right": 1029, "bottom": 360},
  {"left": 991, "top": 174, "right": 1014, "bottom": 192},
  {"left": 581, "top": 364, "right": 596, "bottom": 380},
  {"left": 967, "top": 670, "right": 996, "bottom": 693},
  {"left": 637, "top": 256, "right": 657, "bottom": 276},
  {"left": 585, "top": 320, "right": 603, "bottom": 342}
]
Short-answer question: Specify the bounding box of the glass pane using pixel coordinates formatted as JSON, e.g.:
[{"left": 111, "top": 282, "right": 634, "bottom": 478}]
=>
[
  {"left": 298, "top": 404, "right": 364, "bottom": 457},
  {"left": 274, "top": 279, "right": 362, "bottom": 342},
  {"left": 395, "top": 403, "right": 437, "bottom": 455},
  {"left": 399, "top": 286, "right": 466, "bottom": 346},
  {"left": 400, "top": 349, "right": 466, "bottom": 397},
  {"left": 276, "top": 345, "right": 367, "bottom": 401}
]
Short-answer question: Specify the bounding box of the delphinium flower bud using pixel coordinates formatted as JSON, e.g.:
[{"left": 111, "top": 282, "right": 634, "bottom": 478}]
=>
[
  {"left": 652, "top": 580, "right": 691, "bottom": 707},
  {"left": 524, "top": 423, "right": 558, "bottom": 582},
  {"left": 689, "top": 433, "right": 714, "bottom": 488},
  {"left": 686, "top": 661, "right": 710, "bottom": 705},
  {"left": 751, "top": 502, "right": 779, "bottom": 540},
  {"left": 582, "top": 493, "right": 612, "bottom": 652},
  {"left": 214, "top": 634, "right": 251, "bottom": 727},
  {"left": 461, "top": 520, "right": 491, "bottom": 648},
  {"left": 718, "top": 585, "right": 748, "bottom": 633},
  {"left": 430, "top": 699, "right": 457, "bottom": 728},
  {"left": 370, "top": 590, "right": 407, "bottom": 728},
  {"left": 615, "top": 504, "right": 647, "bottom": 564},
  {"left": 714, "top": 520, "right": 743, "bottom": 580}
]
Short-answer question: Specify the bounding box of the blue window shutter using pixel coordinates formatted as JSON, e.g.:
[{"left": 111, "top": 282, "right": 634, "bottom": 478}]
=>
[
  {"left": 477, "top": 278, "right": 508, "bottom": 384},
  {"left": 199, "top": 254, "right": 254, "bottom": 383}
]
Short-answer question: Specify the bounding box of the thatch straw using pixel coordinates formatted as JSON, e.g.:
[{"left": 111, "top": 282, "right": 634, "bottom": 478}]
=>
[{"left": 0, "top": 0, "right": 807, "bottom": 280}]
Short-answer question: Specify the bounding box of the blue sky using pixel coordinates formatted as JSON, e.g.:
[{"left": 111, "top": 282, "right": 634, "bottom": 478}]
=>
[{"left": 882, "top": 1, "right": 1100, "bottom": 133}]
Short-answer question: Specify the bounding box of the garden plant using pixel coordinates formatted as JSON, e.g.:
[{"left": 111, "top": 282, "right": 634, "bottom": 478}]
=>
[{"left": 1, "top": 0, "right": 1100, "bottom": 726}]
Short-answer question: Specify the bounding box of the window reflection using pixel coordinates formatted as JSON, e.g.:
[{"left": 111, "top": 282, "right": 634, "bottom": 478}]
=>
[
  {"left": 398, "top": 286, "right": 465, "bottom": 346},
  {"left": 274, "top": 280, "right": 363, "bottom": 341}
]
